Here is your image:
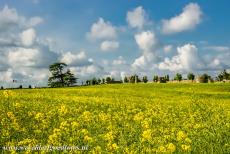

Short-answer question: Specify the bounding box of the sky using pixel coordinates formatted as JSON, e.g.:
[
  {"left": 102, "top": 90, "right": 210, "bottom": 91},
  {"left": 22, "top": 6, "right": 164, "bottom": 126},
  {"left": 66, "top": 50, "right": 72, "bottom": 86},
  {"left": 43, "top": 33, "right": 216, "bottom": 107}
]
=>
[{"left": 0, "top": 0, "right": 230, "bottom": 87}]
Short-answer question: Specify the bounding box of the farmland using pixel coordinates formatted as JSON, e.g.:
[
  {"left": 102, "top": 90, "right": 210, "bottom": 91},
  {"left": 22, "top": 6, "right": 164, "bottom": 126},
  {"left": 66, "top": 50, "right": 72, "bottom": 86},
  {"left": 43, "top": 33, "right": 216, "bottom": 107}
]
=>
[{"left": 0, "top": 83, "right": 230, "bottom": 153}]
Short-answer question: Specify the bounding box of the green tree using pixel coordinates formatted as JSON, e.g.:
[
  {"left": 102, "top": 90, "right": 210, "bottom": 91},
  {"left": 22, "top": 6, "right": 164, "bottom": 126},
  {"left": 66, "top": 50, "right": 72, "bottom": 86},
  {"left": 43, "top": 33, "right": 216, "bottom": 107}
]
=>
[
  {"left": 165, "top": 74, "right": 170, "bottom": 81},
  {"left": 129, "top": 75, "right": 140, "bottom": 83},
  {"left": 91, "top": 77, "right": 98, "bottom": 85},
  {"left": 153, "top": 75, "right": 159, "bottom": 82},
  {"left": 48, "top": 62, "right": 77, "bottom": 87},
  {"left": 102, "top": 78, "right": 105, "bottom": 84},
  {"left": 174, "top": 73, "right": 182, "bottom": 82},
  {"left": 123, "top": 76, "right": 129, "bottom": 83},
  {"left": 64, "top": 69, "right": 77, "bottom": 86},
  {"left": 106, "top": 77, "right": 112, "bottom": 83},
  {"left": 187, "top": 73, "right": 195, "bottom": 81},
  {"left": 142, "top": 76, "right": 148, "bottom": 83},
  {"left": 98, "top": 78, "right": 101, "bottom": 84},
  {"left": 198, "top": 73, "right": 209, "bottom": 83}
]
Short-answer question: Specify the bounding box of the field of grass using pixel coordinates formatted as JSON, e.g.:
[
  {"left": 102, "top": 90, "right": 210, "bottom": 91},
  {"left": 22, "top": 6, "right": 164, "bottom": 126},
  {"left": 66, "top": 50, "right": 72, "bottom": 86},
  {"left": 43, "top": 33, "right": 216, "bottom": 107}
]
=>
[{"left": 0, "top": 83, "right": 230, "bottom": 153}]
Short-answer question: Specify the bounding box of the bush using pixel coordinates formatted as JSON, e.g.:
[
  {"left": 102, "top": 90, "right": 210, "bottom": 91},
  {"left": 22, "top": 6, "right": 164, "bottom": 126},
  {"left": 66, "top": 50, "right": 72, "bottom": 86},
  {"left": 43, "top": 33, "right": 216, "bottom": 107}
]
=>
[{"left": 197, "top": 74, "right": 209, "bottom": 83}]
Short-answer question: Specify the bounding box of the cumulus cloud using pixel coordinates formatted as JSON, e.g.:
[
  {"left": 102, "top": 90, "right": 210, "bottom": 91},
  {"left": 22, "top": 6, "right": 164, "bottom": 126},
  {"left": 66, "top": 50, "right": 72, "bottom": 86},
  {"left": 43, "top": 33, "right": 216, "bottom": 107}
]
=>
[
  {"left": 158, "top": 44, "right": 204, "bottom": 71},
  {"left": 204, "top": 46, "right": 230, "bottom": 52},
  {"left": 69, "top": 64, "right": 105, "bottom": 79},
  {"left": 0, "top": 5, "right": 23, "bottom": 31},
  {"left": 126, "top": 6, "right": 147, "bottom": 29},
  {"left": 132, "top": 31, "right": 159, "bottom": 70},
  {"left": 134, "top": 31, "right": 157, "bottom": 53},
  {"left": 60, "top": 51, "right": 93, "bottom": 66},
  {"left": 0, "top": 5, "right": 43, "bottom": 32},
  {"left": 163, "top": 45, "right": 173, "bottom": 53},
  {"left": 20, "top": 28, "right": 36, "bottom": 46},
  {"left": 112, "top": 56, "right": 126, "bottom": 65},
  {"left": 28, "top": 16, "right": 43, "bottom": 27},
  {"left": 100, "top": 40, "right": 119, "bottom": 51},
  {"left": 86, "top": 18, "right": 117, "bottom": 41},
  {"left": 0, "top": 5, "right": 57, "bottom": 85},
  {"left": 162, "top": 3, "right": 202, "bottom": 34},
  {"left": 132, "top": 55, "right": 148, "bottom": 70}
]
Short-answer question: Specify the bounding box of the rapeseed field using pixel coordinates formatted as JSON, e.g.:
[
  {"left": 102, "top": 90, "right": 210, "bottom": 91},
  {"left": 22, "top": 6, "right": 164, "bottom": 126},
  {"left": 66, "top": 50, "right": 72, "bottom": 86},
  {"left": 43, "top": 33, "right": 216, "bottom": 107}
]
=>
[{"left": 0, "top": 83, "right": 229, "bottom": 153}]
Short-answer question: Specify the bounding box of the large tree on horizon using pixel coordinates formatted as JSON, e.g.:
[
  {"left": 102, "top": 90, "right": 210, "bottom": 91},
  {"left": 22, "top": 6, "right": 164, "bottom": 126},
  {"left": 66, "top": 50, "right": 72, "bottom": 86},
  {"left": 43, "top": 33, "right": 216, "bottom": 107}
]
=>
[{"left": 48, "top": 62, "right": 77, "bottom": 87}]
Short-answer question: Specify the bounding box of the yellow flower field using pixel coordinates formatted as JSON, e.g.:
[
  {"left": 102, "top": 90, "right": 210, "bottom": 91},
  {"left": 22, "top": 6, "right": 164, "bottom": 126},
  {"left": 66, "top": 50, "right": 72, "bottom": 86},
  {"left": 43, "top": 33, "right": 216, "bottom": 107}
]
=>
[{"left": 0, "top": 83, "right": 229, "bottom": 153}]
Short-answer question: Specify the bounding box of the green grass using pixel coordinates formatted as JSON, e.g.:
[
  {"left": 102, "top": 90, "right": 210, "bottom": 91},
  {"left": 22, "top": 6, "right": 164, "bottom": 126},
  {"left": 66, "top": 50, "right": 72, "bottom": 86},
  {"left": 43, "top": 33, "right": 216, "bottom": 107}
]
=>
[{"left": 0, "top": 83, "right": 230, "bottom": 153}]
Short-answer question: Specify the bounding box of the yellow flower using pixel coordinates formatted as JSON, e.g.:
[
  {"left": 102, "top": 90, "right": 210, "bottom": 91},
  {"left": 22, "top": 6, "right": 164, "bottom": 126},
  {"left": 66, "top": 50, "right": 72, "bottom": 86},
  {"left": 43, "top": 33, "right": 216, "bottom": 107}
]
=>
[
  {"left": 84, "top": 135, "right": 93, "bottom": 143},
  {"left": 92, "top": 146, "right": 102, "bottom": 154},
  {"left": 177, "top": 131, "right": 187, "bottom": 141},
  {"left": 59, "top": 105, "right": 68, "bottom": 115},
  {"left": 3, "top": 90, "right": 14, "bottom": 98},
  {"left": 71, "top": 121, "right": 79, "bottom": 129},
  {"left": 82, "top": 111, "right": 92, "bottom": 122},
  {"left": 107, "top": 143, "right": 119, "bottom": 151},
  {"left": 181, "top": 144, "right": 191, "bottom": 152},
  {"left": 35, "top": 113, "right": 44, "bottom": 121},
  {"left": 142, "top": 129, "right": 152, "bottom": 141},
  {"left": 104, "top": 131, "right": 114, "bottom": 141},
  {"left": 133, "top": 112, "right": 144, "bottom": 121},
  {"left": 185, "top": 138, "right": 192, "bottom": 144},
  {"left": 80, "top": 129, "right": 89, "bottom": 135},
  {"left": 158, "top": 145, "right": 166, "bottom": 153},
  {"left": 167, "top": 143, "right": 176, "bottom": 153},
  {"left": 7, "top": 112, "right": 14, "bottom": 118},
  {"left": 141, "top": 120, "right": 149, "bottom": 129}
]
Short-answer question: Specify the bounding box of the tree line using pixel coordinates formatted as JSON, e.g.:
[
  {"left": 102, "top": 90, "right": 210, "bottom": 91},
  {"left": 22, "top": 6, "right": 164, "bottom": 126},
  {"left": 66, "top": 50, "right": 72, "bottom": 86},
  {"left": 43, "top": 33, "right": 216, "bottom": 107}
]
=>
[
  {"left": 48, "top": 62, "right": 230, "bottom": 87},
  {"left": 2, "top": 62, "right": 229, "bottom": 89}
]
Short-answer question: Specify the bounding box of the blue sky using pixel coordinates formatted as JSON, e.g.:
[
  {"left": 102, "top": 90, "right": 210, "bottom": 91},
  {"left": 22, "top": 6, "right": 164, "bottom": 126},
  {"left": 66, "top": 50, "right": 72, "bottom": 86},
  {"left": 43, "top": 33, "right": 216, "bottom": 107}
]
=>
[{"left": 0, "top": 0, "right": 229, "bottom": 87}]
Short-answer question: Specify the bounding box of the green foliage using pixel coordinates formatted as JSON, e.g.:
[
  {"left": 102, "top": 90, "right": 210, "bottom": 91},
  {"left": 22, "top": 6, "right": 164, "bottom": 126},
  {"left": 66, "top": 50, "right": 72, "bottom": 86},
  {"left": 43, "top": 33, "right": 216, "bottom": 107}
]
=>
[
  {"left": 165, "top": 74, "right": 170, "bottom": 81},
  {"left": 153, "top": 75, "right": 159, "bottom": 82},
  {"left": 198, "top": 74, "right": 210, "bottom": 83},
  {"left": 91, "top": 77, "right": 98, "bottom": 85},
  {"left": 106, "top": 77, "right": 112, "bottom": 83},
  {"left": 174, "top": 73, "right": 182, "bottom": 82},
  {"left": 142, "top": 76, "right": 148, "bottom": 83},
  {"left": 217, "top": 70, "right": 230, "bottom": 81},
  {"left": 63, "top": 69, "right": 77, "bottom": 86},
  {"left": 102, "top": 78, "right": 105, "bottom": 84},
  {"left": 159, "top": 77, "right": 167, "bottom": 83},
  {"left": 129, "top": 75, "right": 141, "bottom": 83},
  {"left": 123, "top": 76, "right": 129, "bottom": 83},
  {"left": 187, "top": 73, "right": 195, "bottom": 81},
  {"left": 48, "top": 62, "right": 77, "bottom": 87},
  {"left": 97, "top": 78, "right": 101, "bottom": 84}
]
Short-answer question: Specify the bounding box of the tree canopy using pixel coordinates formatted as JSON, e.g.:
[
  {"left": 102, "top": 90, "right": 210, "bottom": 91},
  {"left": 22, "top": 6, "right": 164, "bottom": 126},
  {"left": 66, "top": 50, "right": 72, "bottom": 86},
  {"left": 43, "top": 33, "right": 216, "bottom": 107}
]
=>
[{"left": 48, "top": 62, "right": 77, "bottom": 87}]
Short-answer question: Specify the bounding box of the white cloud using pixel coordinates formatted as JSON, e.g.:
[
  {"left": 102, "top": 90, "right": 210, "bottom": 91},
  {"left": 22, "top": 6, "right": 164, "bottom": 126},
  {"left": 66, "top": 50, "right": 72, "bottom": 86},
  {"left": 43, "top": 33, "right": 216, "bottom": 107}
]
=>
[
  {"left": 70, "top": 64, "right": 105, "bottom": 79},
  {"left": 86, "top": 18, "right": 117, "bottom": 41},
  {"left": 131, "top": 31, "right": 160, "bottom": 71},
  {"left": 28, "top": 16, "right": 43, "bottom": 27},
  {"left": 126, "top": 6, "right": 147, "bottom": 29},
  {"left": 0, "top": 5, "right": 43, "bottom": 32},
  {"left": 20, "top": 28, "right": 36, "bottom": 46},
  {"left": 131, "top": 55, "right": 148, "bottom": 70},
  {"left": 159, "top": 44, "right": 204, "bottom": 71},
  {"left": 8, "top": 48, "right": 39, "bottom": 67},
  {"left": 162, "top": 3, "right": 202, "bottom": 34},
  {"left": 0, "top": 69, "right": 13, "bottom": 82},
  {"left": 163, "top": 45, "right": 173, "bottom": 52},
  {"left": 204, "top": 46, "right": 230, "bottom": 52},
  {"left": 60, "top": 51, "right": 93, "bottom": 66},
  {"left": 100, "top": 40, "right": 119, "bottom": 51},
  {"left": 112, "top": 56, "right": 126, "bottom": 65},
  {"left": 134, "top": 31, "right": 157, "bottom": 53},
  {"left": 0, "top": 5, "right": 23, "bottom": 31}
]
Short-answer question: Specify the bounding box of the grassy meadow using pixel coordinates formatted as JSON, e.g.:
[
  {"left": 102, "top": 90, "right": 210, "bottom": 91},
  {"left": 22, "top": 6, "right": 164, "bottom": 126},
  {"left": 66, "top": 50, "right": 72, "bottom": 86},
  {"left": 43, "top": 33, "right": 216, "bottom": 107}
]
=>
[{"left": 0, "top": 83, "right": 230, "bottom": 153}]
